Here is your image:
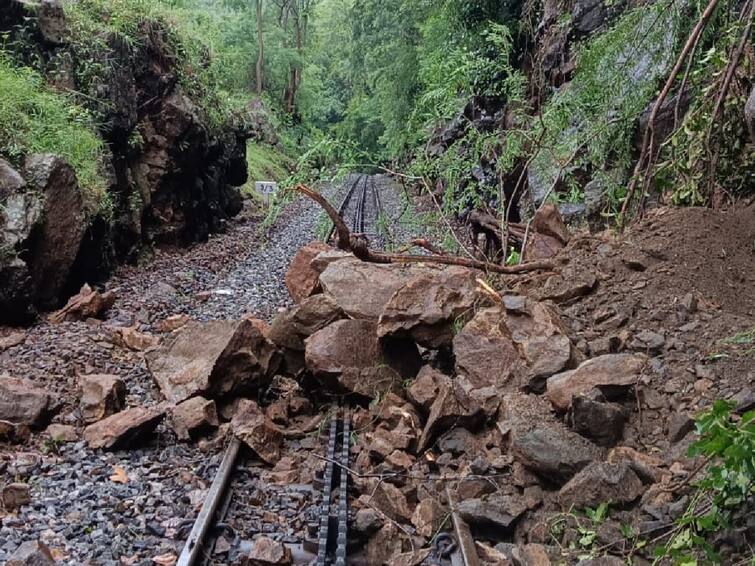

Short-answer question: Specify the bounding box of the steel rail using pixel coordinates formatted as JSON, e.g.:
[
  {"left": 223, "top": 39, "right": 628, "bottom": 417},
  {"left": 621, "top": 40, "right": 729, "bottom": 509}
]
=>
[
  {"left": 177, "top": 437, "right": 241, "bottom": 566},
  {"left": 327, "top": 174, "right": 362, "bottom": 243}
]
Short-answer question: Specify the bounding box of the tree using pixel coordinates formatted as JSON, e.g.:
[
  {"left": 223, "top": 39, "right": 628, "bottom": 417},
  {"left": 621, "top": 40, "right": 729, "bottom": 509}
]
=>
[{"left": 255, "top": 0, "right": 265, "bottom": 95}]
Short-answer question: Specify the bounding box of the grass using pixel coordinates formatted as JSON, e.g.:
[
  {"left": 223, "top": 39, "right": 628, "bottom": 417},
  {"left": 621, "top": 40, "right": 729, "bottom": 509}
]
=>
[{"left": 0, "top": 55, "right": 107, "bottom": 213}]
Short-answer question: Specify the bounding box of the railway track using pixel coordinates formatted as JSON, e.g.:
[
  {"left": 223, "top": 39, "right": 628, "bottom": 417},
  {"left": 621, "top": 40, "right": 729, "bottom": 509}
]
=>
[
  {"left": 177, "top": 410, "right": 352, "bottom": 566},
  {"left": 327, "top": 174, "right": 388, "bottom": 248}
]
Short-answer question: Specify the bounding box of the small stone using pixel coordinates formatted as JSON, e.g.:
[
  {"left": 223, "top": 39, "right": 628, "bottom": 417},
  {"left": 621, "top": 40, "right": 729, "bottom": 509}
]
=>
[
  {"left": 171, "top": 397, "right": 219, "bottom": 441},
  {"left": 79, "top": 374, "right": 126, "bottom": 424},
  {"left": 232, "top": 399, "right": 283, "bottom": 465},
  {"left": 6, "top": 540, "right": 55, "bottom": 566},
  {"left": 245, "top": 535, "right": 292, "bottom": 565},
  {"left": 83, "top": 406, "right": 164, "bottom": 450},
  {"left": 354, "top": 508, "right": 383, "bottom": 537},
  {"left": 2, "top": 482, "right": 31, "bottom": 510},
  {"left": 457, "top": 495, "right": 528, "bottom": 530},
  {"left": 667, "top": 413, "right": 695, "bottom": 443},
  {"left": 558, "top": 462, "right": 645, "bottom": 510}
]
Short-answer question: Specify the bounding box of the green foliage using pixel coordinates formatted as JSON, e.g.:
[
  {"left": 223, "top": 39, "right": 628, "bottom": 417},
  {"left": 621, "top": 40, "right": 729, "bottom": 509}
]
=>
[
  {"left": 532, "top": 0, "right": 684, "bottom": 214},
  {"left": 653, "top": 401, "right": 755, "bottom": 564},
  {"left": 0, "top": 54, "right": 106, "bottom": 211},
  {"left": 654, "top": 17, "right": 755, "bottom": 205},
  {"left": 62, "top": 0, "right": 247, "bottom": 130}
]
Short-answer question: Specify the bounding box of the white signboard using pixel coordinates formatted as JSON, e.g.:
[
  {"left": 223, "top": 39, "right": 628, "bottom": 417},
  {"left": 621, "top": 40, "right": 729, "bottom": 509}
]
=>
[{"left": 255, "top": 181, "right": 278, "bottom": 204}]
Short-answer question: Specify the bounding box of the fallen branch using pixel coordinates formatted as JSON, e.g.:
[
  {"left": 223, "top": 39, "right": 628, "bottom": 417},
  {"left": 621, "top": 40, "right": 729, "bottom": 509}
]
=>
[
  {"left": 294, "top": 184, "right": 555, "bottom": 275},
  {"left": 620, "top": 0, "right": 722, "bottom": 226}
]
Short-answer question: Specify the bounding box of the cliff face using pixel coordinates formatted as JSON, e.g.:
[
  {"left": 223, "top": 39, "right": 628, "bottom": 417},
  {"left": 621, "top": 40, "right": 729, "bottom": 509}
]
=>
[{"left": 0, "top": 0, "right": 250, "bottom": 323}]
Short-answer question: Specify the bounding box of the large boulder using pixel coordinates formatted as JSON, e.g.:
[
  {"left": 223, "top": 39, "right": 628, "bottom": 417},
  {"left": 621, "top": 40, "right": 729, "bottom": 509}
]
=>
[
  {"left": 457, "top": 494, "right": 528, "bottom": 531},
  {"left": 83, "top": 406, "right": 165, "bottom": 450},
  {"left": 305, "top": 319, "right": 420, "bottom": 399},
  {"left": 268, "top": 294, "right": 344, "bottom": 375},
  {"left": 378, "top": 266, "right": 479, "bottom": 349},
  {"left": 546, "top": 354, "right": 647, "bottom": 411},
  {"left": 0, "top": 376, "right": 52, "bottom": 427},
  {"left": 22, "top": 154, "right": 87, "bottom": 307},
  {"left": 285, "top": 241, "right": 332, "bottom": 303},
  {"left": 319, "top": 257, "right": 421, "bottom": 320},
  {"left": 146, "top": 319, "right": 280, "bottom": 403}
]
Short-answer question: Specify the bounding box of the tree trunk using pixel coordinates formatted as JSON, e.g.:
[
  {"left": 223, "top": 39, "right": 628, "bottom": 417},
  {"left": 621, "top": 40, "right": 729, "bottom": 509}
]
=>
[{"left": 255, "top": 0, "right": 264, "bottom": 95}]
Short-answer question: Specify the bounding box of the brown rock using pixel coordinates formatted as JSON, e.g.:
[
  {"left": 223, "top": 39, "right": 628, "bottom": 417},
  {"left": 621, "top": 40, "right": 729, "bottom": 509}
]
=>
[
  {"left": 412, "top": 498, "right": 447, "bottom": 537},
  {"left": 418, "top": 379, "right": 482, "bottom": 452},
  {"left": 269, "top": 294, "right": 344, "bottom": 349},
  {"left": 285, "top": 241, "right": 332, "bottom": 303},
  {"left": 244, "top": 536, "right": 292, "bottom": 565},
  {"left": 607, "top": 446, "right": 664, "bottom": 484},
  {"left": 354, "top": 508, "right": 383, "bottom": 537},
  {"left": 569, "top": 393, "right": 627, "bottom": 447},
  {"left": 0, "top": 331, "right": 26, "bottom": 351},
  {"left": 360, "top": 482, "right": 412, "bottom": 522},
  {"left": 453, "top": 307, "right": 525, "bottom": 389},
  {"left": 319, "top": 257, "right": 422, "bottom": 320},
  {"left": 546, "top": 354, "right": 647, "bottom": 411},
  {"left": 232, "top": 399, "right": 283, "bottom": 465},
  {"left": 155, "top": 314, "right": 191, "bottom": 333},
  {"left": 111, "top": 327, "right": 160, "bottom": 351},
  {"left": 378, "top": 266, "right": 479, "bottom": 348},
  {"left": 407, "top": 366, "right": 450, "bottom": 412},
  {"left": 524, "top": 232, "right": 565, "bottom": 261},
  {"left": 147, "top": 319, "right": 280, "bottom": 403},
  {"left": 305, "top": 319, "right": 419, "bottom": 399},
  {"left": 79, "top": 374, "right": 126, "bottom": 424},
  {"left": 0, "top": 420, "right": 31, "bottom": 443},
  {"left": 48, "top": 284, "right": 115, "bottom": 323},
  {"left": 2, "top": 482, "right": 31, "bottom": 510},
  {"left": 532, "top": 203, "right": 570, "bottom": 244},
  {"left": 364, "top": 523, "right": 405, "bottom": 565},
  {"left": 6, "top": 540, "right": 55, "bottom": 566},
  {"left": 83, "top": 406, "right": 164, "bottom": 450},
  {"left": 558, "top": 462, "right": 645, "bottom": 510},
  {"left": 171, "top": 397, "right": 219, "bottom": 440},
  {"left": 505, "top": 300, "right": 576, "bottom": 389},
  {"left": 0, "top": 376, "right": 52, "bottom": 427},
  {"left": 536, "top": 272, "right": 597, "bottom": 303},
  {"left": 457, "top": 495, "right": 528, "bottom": 530}
]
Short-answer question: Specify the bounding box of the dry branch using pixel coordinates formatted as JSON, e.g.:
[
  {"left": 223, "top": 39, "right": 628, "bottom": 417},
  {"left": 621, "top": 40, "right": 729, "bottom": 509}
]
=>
[
  {"left": 294, "top": 184, "right": 555, "bottom": 275},
  {"left": 620, "top": 0, "right": 722, "bottom": 226}
]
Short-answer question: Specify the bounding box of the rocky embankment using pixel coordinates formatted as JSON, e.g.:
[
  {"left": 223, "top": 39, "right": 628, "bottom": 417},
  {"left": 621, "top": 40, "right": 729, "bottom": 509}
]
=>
[
  {"left": 0, "top": 0, "right": 250, "bottom": 323},
  {"left": 2, "top": 197, "right": 752, "bottom": 564}
]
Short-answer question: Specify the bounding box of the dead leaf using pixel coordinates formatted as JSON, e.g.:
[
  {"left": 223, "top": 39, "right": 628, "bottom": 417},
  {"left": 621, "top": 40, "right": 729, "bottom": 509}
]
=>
[
  {"left": 110, "top": 466, "right": 129, "bottom": 484},
  {"left": 50, "top": 548, "right": 68, "bottom": 561},
  {"left": 152, "top": 554, "right": 177, "bottom": 566}
]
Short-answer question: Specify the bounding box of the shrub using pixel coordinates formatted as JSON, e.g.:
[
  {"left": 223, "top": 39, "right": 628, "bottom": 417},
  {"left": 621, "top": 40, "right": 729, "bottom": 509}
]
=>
[{"left": 0, "top": 54, "right": 106, "bottom": 211}]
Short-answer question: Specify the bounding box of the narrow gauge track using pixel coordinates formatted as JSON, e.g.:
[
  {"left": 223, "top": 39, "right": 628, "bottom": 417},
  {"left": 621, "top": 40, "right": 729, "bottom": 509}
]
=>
[
  {"left": 327, "top": 174, "right": 387, "bottom": 249},
  {"left": 177, "top": 410, "right": 352, "bottom": 566}
]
